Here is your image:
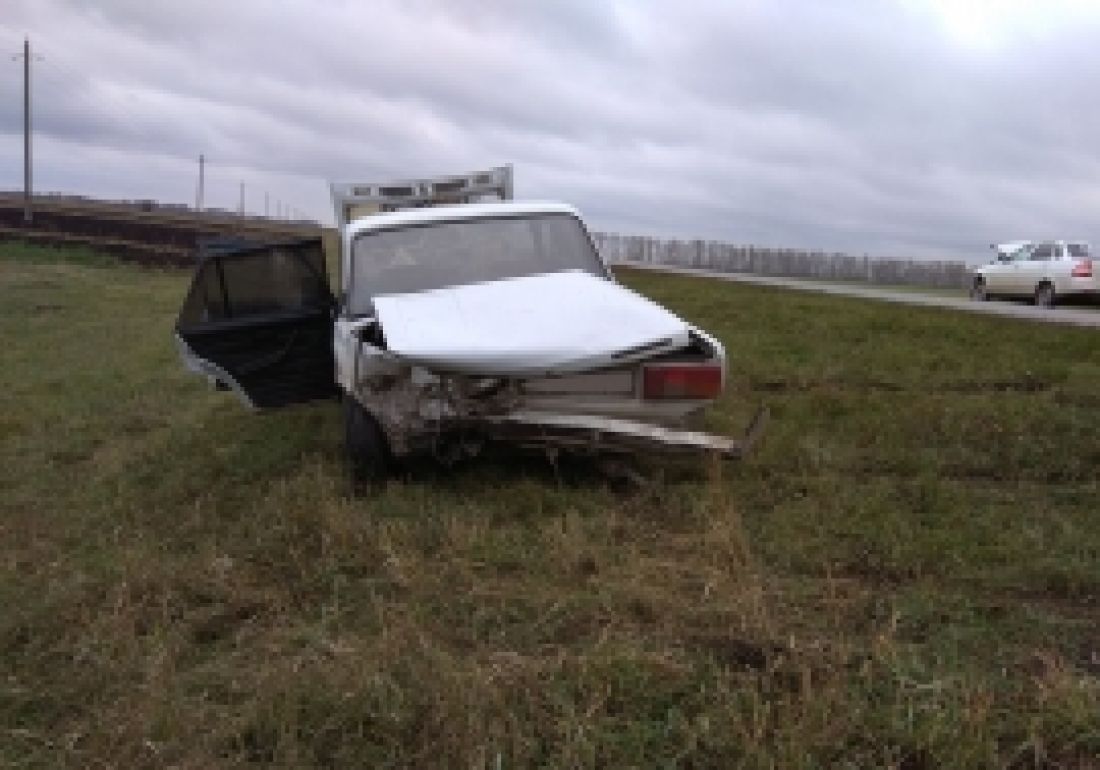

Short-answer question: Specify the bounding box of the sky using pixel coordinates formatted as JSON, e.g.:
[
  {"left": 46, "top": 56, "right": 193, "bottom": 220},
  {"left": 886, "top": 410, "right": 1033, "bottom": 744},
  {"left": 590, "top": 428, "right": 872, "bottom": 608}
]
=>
[{"left": 2, "top": 0, "right": 1100, "bottom": 261}]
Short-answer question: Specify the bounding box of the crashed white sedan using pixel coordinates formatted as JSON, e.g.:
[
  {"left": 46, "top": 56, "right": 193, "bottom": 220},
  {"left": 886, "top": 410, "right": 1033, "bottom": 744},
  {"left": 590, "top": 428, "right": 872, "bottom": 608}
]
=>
[{"left": 175, "top": 202, "right": 763, "bottom": 480}]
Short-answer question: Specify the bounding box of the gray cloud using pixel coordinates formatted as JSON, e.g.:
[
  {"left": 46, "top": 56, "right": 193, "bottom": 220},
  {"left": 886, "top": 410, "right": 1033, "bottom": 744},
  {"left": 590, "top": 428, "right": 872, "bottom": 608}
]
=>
[{"left": 3, "top": 0, "right": 1100, "bottom": 259}]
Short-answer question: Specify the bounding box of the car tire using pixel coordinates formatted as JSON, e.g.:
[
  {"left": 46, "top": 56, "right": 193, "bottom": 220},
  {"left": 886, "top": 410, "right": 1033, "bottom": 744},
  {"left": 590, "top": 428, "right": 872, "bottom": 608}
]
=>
[
  {"left": 343, "top": 395, "right": 391, "bottom": 484},
  {"left": 970, "top": 278, "right": 988, "bottom": 301},
  {"left": 1034, "top": 282, "right": 1056, "bottom": 308}
]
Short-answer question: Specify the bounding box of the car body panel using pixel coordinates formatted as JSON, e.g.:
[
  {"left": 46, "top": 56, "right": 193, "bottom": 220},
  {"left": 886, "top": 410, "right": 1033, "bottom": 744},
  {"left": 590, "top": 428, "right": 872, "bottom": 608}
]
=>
[
  {"left": 1062, "top": 274, "right": 1100, "bottom": 294},
  {"left": 982, "top": 260, "right": 1013, "bottom": 294},
  {"left": 985, "top": 241, "right": 1031, "bottom": 294},
  {"left": 1018, "top": 242, "right": 1055, "bottom": 294},
  {"left": 371, "top": 270, "right": 692, "bottom": 376}
]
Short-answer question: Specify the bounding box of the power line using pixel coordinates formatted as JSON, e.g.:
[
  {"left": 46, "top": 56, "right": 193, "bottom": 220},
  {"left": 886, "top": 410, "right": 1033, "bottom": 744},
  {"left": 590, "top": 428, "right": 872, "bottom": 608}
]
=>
[
  {"left": 11, "top": 41, "right": 314, "bottom": 218},
  {"left": 32, "top": 46, "right": 218, "bottom": 209}
]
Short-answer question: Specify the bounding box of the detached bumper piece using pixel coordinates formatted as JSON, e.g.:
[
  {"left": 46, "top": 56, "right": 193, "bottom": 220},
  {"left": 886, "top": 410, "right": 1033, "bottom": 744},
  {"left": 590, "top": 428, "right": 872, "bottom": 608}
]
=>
[{"left": 476, "top": 407, "right": 768, "bottom": 459}]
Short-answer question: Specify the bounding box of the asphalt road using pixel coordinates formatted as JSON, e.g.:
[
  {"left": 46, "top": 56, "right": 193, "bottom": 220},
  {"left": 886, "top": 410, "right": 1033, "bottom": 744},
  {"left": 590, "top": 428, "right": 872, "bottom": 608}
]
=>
[{"left": 616, "top": 261, "right": 1100, "bottom": 329}]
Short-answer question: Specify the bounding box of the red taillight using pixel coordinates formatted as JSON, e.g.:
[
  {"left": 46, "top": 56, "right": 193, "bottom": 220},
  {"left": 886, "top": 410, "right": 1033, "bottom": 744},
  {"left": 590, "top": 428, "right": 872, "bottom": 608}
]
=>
[
  {"left": 642, "top": 364, "right": 722, "bottom": 399},
  {"left": 1071, "top": 259, "right": 1093, "bottom": 278}
]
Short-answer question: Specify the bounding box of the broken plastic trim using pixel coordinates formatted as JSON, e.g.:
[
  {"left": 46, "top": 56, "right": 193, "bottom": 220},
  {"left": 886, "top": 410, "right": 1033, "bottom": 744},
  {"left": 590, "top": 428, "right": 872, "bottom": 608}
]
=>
[
  {"left": 611, "top": 337, "right": 674, "bottom": 360},
  {"left": 468, "top": 407, "right": 768, "bottom": 459}
]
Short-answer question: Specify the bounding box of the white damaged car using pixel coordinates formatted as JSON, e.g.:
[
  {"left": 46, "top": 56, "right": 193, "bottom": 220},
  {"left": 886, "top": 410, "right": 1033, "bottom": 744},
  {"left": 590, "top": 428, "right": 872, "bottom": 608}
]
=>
[{"left": 175, "top": 201, "right": 764, "bottom": 480}]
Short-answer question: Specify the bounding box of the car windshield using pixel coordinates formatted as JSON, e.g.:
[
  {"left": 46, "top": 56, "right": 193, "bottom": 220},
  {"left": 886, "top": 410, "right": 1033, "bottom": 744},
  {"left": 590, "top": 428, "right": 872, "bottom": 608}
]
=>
[
  {"left": 347, "top": 213, "right": 606, "bottom": 315},
  {"left": 1067, "top": 243, "right": 1090, "bottom": 258}
]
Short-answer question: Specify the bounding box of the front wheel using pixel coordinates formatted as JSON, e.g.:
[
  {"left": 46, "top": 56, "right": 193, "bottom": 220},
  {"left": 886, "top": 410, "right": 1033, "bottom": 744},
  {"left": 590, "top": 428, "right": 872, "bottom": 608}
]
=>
[
  {"left": 1034, "top": 282, "right": 1056, "bottom": 308},
  {"left": 344, "top": 395, "right": 391, "bottom": 484},
  {"left": 970, "top": 278, "right": 988, "bottom": 301}
]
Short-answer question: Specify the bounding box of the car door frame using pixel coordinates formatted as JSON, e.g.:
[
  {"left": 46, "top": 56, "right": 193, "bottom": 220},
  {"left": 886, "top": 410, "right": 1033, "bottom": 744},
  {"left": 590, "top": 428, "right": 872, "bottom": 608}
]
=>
[
  {"left": 175, "top": 237, "right": 339, "bottom": 409},
  {"left": 1017, "top": 241, "right": 1054, "bottom": 295}
]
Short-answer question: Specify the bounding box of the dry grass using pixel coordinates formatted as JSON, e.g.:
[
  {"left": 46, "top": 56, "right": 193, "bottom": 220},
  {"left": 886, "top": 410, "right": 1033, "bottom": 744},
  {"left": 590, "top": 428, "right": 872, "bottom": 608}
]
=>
[{"left": 1, "top": 244, "right": 1098, "bottom": 767}]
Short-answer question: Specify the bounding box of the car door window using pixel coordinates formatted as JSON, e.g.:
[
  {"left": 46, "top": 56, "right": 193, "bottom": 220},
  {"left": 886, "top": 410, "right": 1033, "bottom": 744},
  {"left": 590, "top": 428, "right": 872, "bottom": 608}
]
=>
[
  {"left": 178, "top": 241, "right": 330, "bottom": 327},
  {"left": 1030, "top": 243, "right": 1054, "bottom": 262}
]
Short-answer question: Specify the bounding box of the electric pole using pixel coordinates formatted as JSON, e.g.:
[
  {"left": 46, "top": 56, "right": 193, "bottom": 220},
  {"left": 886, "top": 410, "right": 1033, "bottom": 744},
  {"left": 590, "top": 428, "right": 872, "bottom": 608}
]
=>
[
  {"left": 20, "top": 38, "right": 32, "bottom": 224},
  {"left": 264, "top": 191, "right": 269, "bottom": 217},
  {"left": 12, "top": 38, "right": 43, "bottom": 224},
  {"left": 196, "top": 154, "right": 205, "bottom": 211},
  {"left": 238, "top": 181, "right": 245, "bottom": 217}
]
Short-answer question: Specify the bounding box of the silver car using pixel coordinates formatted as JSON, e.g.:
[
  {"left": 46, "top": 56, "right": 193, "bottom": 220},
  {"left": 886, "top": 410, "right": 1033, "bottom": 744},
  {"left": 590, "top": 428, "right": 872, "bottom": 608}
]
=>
[{"left": 972, "top": 240, "right": 1096, "bottom": 307}]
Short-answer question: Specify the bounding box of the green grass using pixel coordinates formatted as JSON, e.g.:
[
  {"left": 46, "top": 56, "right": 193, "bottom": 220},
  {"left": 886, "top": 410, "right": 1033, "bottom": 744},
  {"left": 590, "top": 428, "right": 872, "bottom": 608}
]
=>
[{"left": 1, "top": 244, "right": 1098, "bottom": 768}]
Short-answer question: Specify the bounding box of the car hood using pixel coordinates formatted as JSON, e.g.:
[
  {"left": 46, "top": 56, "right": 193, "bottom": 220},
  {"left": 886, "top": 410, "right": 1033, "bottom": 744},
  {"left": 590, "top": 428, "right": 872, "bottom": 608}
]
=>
[{"left": 371, "top": 270, "right": 693, "bottom": 376}]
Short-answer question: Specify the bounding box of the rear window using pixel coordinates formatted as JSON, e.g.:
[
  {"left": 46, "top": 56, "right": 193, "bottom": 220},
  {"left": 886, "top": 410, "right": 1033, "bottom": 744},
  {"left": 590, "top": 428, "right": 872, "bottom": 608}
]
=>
[
  {"left": 1068, "top": 243, "right": 1090, "bottom": 258},
  {"left": 347, "top": 213, "right": 606, "bottom": 315}
]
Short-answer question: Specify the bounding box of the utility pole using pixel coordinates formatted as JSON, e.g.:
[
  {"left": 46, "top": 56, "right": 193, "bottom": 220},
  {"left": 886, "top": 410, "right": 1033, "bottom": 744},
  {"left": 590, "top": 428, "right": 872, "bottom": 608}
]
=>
[
  {"left": 196, "top": 154, "right": 205, "bottom": 211},
  {"left": 264, "top": 191, "right": 269, "bottom": 218},
  {"left": 20, "top": 38, "right": 32, "bottom": 224},
  {"left": 12, "top": 38, "right": 42, "bottom": 224},
  {"left": 238, "top": 181, "right": 245, "bottom": 217}
]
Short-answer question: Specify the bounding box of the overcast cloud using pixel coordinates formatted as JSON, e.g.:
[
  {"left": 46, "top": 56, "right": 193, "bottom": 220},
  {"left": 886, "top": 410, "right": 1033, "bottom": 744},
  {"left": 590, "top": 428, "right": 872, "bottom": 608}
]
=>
[{"left": 3, "top": 0, "right": 1100, "bottom": 259}]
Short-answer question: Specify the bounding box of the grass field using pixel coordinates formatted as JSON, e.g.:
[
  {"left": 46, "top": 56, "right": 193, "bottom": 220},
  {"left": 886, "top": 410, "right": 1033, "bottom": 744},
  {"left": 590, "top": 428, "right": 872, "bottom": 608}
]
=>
[{"left": 2, "top": 243, "right": 1098, "bottom": 767}]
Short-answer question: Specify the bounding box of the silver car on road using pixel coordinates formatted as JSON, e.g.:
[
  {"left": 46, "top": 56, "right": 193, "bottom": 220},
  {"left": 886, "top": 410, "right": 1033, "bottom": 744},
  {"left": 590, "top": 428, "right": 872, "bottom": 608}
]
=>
[{"left": 972, "top": 241, "right": 1096, "bottom": 307}]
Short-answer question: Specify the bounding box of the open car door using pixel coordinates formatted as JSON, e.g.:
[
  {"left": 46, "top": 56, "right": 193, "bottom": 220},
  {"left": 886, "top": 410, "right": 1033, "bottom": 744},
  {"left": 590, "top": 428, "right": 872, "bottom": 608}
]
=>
[{"left": 175, "top": 237, "right": 337, "bottom": 409}]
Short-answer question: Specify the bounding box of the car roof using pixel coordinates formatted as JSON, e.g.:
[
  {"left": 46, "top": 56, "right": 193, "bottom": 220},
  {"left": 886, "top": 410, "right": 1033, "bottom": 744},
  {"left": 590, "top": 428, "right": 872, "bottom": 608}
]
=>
[{"left": 344, "top": 200, "right": 581, "bottom": 238}]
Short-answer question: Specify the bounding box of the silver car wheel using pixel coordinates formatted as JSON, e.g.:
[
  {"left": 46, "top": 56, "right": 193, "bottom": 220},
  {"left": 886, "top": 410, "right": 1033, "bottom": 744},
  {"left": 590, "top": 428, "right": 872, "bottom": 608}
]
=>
[
  {"left": 970, "top": 278, "right": 988, "bottom": 302},
  {"left": 1034, "top": 282, "right": 1056, "bottom": 308}
]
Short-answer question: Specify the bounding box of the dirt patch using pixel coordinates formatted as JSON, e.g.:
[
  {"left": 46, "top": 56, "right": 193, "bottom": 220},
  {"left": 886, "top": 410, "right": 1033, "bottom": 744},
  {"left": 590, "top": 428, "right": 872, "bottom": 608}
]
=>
[{"left": 686, "top": 633, "right": 782, "bottom": 670}]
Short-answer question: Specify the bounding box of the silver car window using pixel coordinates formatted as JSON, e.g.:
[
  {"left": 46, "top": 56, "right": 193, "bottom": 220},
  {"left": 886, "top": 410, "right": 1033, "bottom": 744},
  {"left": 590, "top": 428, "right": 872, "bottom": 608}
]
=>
[{"left": 1030, "top": 243, "right": 1054, "bottom": 261}]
